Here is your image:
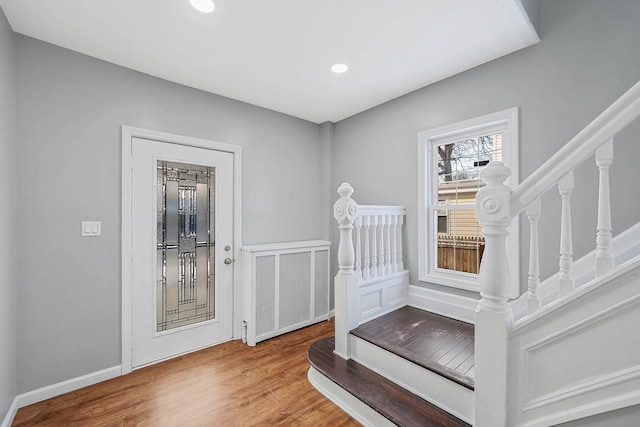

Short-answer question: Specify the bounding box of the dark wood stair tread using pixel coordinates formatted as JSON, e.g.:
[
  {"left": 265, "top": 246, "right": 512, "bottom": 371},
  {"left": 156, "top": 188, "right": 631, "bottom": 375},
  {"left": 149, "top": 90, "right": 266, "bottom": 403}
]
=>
[
  {"left": 308, "top": 337, "right": 470, "bottom": 427},
  {"left": 351, "top": 306, "right": 475, "bottom": 390}
]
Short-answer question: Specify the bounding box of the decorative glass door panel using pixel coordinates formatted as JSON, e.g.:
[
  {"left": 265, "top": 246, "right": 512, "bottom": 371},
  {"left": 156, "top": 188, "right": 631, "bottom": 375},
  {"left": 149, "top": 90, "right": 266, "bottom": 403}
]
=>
[
  {"left": 130, "top": 135, "right": 234, "bottom": 368},
  {"left": 157, "top": 161, "right": 216, "bottom": 332}
]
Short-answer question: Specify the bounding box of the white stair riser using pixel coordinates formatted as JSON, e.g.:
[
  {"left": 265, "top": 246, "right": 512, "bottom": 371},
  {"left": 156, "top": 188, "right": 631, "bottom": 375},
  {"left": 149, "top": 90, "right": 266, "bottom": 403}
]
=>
[{"left": 350, "top": 335, "right": 474, "bottom": 424}]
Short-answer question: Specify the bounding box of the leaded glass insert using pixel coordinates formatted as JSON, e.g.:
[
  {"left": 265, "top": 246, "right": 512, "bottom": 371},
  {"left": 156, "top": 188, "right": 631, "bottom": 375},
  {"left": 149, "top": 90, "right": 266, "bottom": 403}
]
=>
[{"left": 156, "top": 161, "right": 216, "bottom": 332}]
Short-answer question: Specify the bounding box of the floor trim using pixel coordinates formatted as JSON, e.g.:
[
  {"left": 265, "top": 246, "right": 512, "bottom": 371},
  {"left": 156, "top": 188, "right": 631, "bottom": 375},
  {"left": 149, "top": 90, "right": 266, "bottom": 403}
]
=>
[
  {"left": 15, "top": 365, "right": 121, "bottom": 409},
  {"left": 1, "top": 397, "right": 19, "bottom": 427}
]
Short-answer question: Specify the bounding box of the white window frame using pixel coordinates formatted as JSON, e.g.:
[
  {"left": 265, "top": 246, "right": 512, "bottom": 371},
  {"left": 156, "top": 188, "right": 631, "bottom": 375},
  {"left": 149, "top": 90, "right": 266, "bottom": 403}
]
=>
[{"left": 417, "top": 107, "right": 520, "bottom": 296}]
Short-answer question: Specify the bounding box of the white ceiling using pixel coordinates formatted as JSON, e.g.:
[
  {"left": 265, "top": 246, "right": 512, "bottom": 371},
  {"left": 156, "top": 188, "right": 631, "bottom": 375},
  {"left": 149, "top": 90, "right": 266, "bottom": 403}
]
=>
[{"left": 0, "top": 0, "right": 539, "bottom": 123}]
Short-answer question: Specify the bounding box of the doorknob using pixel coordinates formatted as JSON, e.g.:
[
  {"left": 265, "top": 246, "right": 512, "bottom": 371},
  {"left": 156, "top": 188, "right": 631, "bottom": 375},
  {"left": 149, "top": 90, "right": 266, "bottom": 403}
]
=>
[{"left": 224, "top": 258, "right": 233, "bottom": 265}]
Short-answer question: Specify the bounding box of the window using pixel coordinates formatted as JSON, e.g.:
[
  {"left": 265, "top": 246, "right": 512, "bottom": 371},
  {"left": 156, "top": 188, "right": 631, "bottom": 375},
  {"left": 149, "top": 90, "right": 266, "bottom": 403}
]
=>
[{"left": 417, "top": 108, "right": 519, "bottom": 295}]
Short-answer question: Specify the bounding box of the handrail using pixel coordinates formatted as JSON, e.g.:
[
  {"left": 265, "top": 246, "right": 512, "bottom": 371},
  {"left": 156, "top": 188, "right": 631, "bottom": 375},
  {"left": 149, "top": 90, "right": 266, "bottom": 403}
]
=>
[
  {"left": 511, "top": 80, "right": 640, "bottom": 215},
  {"left": 474, "top": 80, "right": 640, "bottom": 426},
  {"left": 357, "top": 204, "right": 406, "bottom": 216}
]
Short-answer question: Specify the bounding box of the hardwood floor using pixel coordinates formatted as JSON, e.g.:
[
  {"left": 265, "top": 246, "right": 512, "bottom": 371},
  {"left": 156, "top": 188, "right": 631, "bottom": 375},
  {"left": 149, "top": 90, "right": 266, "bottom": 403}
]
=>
[
  {"left": 351, "top": 306, "right": 475, "bottom": 389},
  {"left": 12, "top": 320, "right": 359, "bottom": 427}
]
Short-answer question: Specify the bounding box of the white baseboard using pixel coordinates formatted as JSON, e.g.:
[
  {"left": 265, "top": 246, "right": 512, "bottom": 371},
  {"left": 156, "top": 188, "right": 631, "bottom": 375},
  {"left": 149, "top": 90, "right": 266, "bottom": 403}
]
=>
[
  {"left": 307, "top": 366, "right": 395, "bottom": 427},
  {"left": 15, "top": 365, "right": 121, "bottom": 409},
  {"left": 408, "top": 284, "right": 478, "bottom": 324},
  {"left": 1, "top": 397, "right": 19, "bottom": 427}
]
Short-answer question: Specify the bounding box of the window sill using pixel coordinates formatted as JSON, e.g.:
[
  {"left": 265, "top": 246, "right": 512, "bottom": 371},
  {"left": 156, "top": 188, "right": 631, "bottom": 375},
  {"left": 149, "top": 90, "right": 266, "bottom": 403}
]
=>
[{"left": 418, "top": 272, "right": 480, "bottom": 293}]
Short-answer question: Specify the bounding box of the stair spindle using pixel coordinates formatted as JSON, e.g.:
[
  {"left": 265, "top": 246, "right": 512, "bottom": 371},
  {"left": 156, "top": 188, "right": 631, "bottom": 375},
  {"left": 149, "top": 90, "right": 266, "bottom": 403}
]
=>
[
  {"left": 378, "top": 215, "right": 387, "bottom": 276},
  {"left": 371, "top": 215, "right": 378, "bottom": 278},
  {"left": 558, "top": 171, "right": 575, "bottom": 298},
  {"left": 385, "top": 215, "right": 392, "bottom": 275},
  {"left": 397, "top": 215, "right": 404, "bottom": 271},
  {"left": 526, "top": 198, "right": 542, "bottom": 314},
  {"left": 363, "top": 215, "right": 371, "bottom": 281},
  {"left": 354, "top": 216, "right": 362, "bottom": 278},
  {"left": 595, "top": 139, "right": 614, "bottom": 276},
  {"left": 377, "top": 215, "right": 385, "bottom": 276},
  {"left": 391, "top": 215, "right": 398, "bottom": 273}
]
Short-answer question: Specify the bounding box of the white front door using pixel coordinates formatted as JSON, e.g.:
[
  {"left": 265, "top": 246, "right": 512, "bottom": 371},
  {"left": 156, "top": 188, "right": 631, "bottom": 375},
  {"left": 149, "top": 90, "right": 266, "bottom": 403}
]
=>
[{"left": 130, "top": 136, "right": 234, "bottom": 368}]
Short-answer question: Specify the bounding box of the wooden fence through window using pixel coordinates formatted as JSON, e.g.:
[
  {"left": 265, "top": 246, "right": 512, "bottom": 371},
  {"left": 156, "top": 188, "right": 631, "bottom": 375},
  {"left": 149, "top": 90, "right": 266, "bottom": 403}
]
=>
[{"left": 437, "top": 235, "right": 485, "bottom": 274}]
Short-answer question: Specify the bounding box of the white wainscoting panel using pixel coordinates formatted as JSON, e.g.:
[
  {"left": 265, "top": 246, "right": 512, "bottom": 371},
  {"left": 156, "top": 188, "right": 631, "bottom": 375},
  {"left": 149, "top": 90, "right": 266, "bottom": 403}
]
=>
[
  {"left": 358, "top": 271, "right": 409, "bottom": 325},
  {"left": 508, "top": 259, "right": 640, "bottom": 426}
]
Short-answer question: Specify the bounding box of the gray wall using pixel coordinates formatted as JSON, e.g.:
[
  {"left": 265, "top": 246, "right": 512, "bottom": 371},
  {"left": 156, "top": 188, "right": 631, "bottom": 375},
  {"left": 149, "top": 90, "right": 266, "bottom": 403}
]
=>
[
  {"left": 0, "top": 5, "right": 17, "bottom": 420},
  {"left": 332, "top": 0, "right": 640, "bottom": 292},
  {"left": 15, "top": 35, "right": 324, "bottom": 393}
]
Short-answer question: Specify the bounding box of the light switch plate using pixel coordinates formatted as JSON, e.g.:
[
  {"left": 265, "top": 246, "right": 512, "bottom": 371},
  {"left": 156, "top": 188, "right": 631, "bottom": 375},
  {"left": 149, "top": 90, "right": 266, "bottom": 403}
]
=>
[{"left": 82, "top": 221, "right": 102, "bottom": 237}]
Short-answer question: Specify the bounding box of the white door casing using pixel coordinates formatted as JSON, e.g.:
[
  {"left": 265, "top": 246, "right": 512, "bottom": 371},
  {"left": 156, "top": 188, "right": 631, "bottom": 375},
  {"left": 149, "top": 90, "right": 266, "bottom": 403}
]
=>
[{"left": 122, "top": 126, "right": 242, "bottom": 373}]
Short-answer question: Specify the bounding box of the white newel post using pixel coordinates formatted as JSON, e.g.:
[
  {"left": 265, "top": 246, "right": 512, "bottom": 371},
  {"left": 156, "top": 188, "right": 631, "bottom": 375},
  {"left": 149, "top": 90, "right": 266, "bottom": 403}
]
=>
[
  {"left": 595, "top": 139, "right": 614, "bottom": 276},
  {"left": 333, "top": 183, "right": 360, "bottom": 360},
  {"left": 475, "top": 161, "right": 514, "bottom": 427}
]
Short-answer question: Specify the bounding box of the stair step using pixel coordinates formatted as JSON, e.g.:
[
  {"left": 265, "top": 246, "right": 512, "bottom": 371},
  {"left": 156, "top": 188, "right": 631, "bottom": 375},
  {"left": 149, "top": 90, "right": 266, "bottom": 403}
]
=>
[
  {"left": 309, "top": 337, "right": 470, "bottom": 427},
  {"left": 351, "top": 306, "right": 475, "bottom": 390}
]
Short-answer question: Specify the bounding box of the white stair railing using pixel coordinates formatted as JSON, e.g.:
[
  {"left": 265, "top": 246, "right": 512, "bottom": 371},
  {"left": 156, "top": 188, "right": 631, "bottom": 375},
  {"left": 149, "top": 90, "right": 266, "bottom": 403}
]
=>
[
  {"left": 355, "top": 205, "right": 406, "bottom": 281},
  {"left": 333, "top": 183, "right": 408, "bottom": 359},
  {"left": 475, "top": 80, "right": 640, "bottom": 426}
]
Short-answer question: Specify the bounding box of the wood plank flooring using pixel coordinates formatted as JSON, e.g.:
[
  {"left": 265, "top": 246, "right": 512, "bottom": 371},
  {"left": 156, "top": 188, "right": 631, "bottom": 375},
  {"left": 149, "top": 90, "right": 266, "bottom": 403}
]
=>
[
  {"left": 351, "top": 306, "right": 475, "bottom": 390},
  {"left": 12, "top": 320, "right": 359, "bottom": 427},
  {"left": 308, "top": 337, "right": 470, "bottom": 427}
]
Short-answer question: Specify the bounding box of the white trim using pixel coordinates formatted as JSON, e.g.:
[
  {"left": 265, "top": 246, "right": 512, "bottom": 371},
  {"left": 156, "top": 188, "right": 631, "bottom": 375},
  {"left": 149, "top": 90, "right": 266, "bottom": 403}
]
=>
[
  {"left": 520, "top": 390, "right": 640, "bottom": 427},
  {"left": 523, "top": 365, "right": 640, "bottom": 413},
  {"left": 121, "top": 126, "right": 242, "bottom": 374},
  {"left": 417, "top": 107, "right": 520, "bottom": 297},
  {"left": 307, "top": 367, "right": 396, "bottom": 427},
  {"left": 15, "top": 366, "right": 121, "bottom": 408},
  {"left": 408, "top": 284, "right": 478, "bottom": 324},
  {"left": 1, "top": 397, "right": 18, "bottom": 427}
]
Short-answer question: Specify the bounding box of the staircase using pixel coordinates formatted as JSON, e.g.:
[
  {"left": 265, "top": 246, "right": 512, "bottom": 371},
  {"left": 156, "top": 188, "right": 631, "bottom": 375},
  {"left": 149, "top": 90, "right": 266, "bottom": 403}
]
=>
[
  {"left": 308, "top": 80, "right": 640, "bottom": 426},
  {"left": 309, "top": 307, "right": 473, "bottom": 426}
]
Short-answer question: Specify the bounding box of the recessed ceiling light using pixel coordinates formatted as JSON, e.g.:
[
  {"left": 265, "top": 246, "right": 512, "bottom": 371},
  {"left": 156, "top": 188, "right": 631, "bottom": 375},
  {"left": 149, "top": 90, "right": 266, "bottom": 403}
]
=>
[
  {"left": 331, "top": 63, "right": 349, "bottom": 74},
  {"left": 190, "top": 0, "right": 215, "bottom": 13}
]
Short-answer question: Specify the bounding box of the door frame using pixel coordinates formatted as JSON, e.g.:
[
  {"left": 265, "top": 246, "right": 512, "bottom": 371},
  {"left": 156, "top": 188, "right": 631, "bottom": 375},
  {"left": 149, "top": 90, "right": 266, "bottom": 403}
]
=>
[{"left": 121, "top": 125, "right": 242, "bottom": 374}]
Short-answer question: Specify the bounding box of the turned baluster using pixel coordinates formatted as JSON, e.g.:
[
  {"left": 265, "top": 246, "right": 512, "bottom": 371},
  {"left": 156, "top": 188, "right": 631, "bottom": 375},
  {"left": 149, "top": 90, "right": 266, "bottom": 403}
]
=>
[
  {"left": 354, "top": 215, "right": 363, "bottom": 278},
  {"left": 397, "top": 215, "right": 405, "bottom": 271},
  {"left": 362, "top": 215, "right": 371, "bottom": 281},
  {"left": 384, "top": 215, "right": 392, "bottom": 275},
  {"left": 526, "top": 197, "right": 542, "bottom": 314},
  {"left": 378, "top": 215, "right": 386, "bottom": 276},
  {"left": 391, "top": 214, "right": 398, "bottom": 273},
  {"left": 370, "top": 215, "right": 378, "bottom": 278},
  {"left": 596, "top": 139, "right": 614, "bottom": 276},
  {"left": 558, "top": 171, "right": 575, "bottom": 298}
]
